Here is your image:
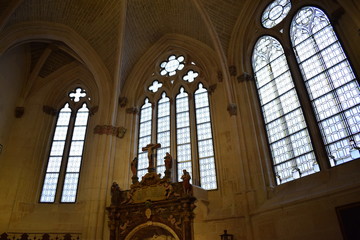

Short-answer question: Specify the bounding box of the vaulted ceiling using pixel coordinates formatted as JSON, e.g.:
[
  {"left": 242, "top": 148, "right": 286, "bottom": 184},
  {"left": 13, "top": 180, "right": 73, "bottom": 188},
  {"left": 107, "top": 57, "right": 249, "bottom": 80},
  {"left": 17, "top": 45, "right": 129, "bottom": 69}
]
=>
[{"left": 0, "top": 0, "right": 259, "bottom": 87}]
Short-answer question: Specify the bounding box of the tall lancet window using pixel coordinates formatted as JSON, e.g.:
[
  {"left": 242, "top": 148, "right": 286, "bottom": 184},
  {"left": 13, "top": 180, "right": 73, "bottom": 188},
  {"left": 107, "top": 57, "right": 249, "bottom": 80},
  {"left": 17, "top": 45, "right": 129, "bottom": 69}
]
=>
[
  {"left": 40, "top": 87, "right": 90, "bottom": 203},
  {"left": 137, "top": 98, "right": 153, "bottom": 178},
  {"left": 195, "top": 83, "right": 217, "bottom": 189},
  {"left": 252, "top": 36, "right": 317, "bottom": 184},
  {"left": 157, "top": 92, "right": 171, "bottom": 175},
  {"left": 176, "top": 87, "right": 192, "bottom": 182},
  {"left": 290, "top": 6, "right": 360, "bottom": 166},
  {"left": 135, "top": 54, "right": 218, "bottom": 190}
]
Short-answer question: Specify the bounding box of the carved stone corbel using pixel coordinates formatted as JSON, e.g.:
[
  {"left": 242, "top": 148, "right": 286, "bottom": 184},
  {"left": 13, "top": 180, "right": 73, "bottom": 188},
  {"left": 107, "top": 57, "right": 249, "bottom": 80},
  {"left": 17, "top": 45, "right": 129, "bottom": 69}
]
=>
[
  {"left": 126, "top": 107, "right": 138, "bottom": 115},
  {"left": 117, "top": 127, "right": 127, "bottom": 138},
  {"left": 89, "top": 106, "right": 99, "bottom": 115},
  {"left": 208, "top": 84, "right": 217, "bottom": 95},
  {"left": 229, "top": 65, "right": 237, "bottom": 76},
  {"left": 237, "top": 72, "right": 254, "bottom": 83},
  {"left": 43, "top": 105, "right": 57, "bottom": 116},
  {"left": 227, "top": 103, "right": 237, "bottom": 116},
  {"left": 119, "top": 97, "right": 128, "bottom": 108},
  {"left": 94, "top": 125, "right": 127, "bottom": 138}
]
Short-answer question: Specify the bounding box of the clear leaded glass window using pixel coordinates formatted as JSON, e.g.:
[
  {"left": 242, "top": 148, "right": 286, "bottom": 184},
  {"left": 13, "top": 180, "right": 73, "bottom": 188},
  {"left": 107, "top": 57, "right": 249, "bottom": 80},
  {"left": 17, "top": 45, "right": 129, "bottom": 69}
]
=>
[
  {"left": 136, "top": 55, "right": 217, "bottom": 190},
  {"left": 195, "top": 83, "right": 217, "bottom": 189},
  {"left": 40, "top": 87, "right": 90, "bottom": 203},
  {"left": 61, "top": 103, "right": 89, "bottom": 202},
  {"left": 290, "top": 6, "right": 360, "bottom": 166},
  {"left": 176, "top": 87, "right": 193, "bottom": 183},
  {"left": 160, "top": 55, "right": 185, "bottom": 76},
  {"left": 157, "top": 93, "right": 171, "bottom": 175},
  {"left": 137, "top": 98, "right": 153, "bottom": 178},
  {"left": 252, "top": 36, "right": 318, "bottom": 184},
  {"left": 261, "top": 0, "right": 291, "bottom": 29},
  {"left": 40, "top": 104, "right": 71, "bottom": 202}
]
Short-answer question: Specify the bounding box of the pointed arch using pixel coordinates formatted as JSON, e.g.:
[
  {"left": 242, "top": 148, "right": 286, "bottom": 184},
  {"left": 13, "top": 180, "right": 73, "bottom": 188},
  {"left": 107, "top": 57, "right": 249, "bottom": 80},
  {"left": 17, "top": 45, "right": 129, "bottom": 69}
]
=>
[
  {"left": 137, "top": 98, "right": 153, "bottom": 178},
  {"left": 194, "top": 83, "right": 217, "bottom": 189},
  {"left": 252, "top": 35, "right": 317, "bottom": 183},
  {"left": 130, "top": 48, "right": 219, "bottom": 189},
  {"left": 290, "top": 6, "right": 360, "bottom": 166},
  {"left": 40, "top": 87, "right": 91, "bottom": 203}
]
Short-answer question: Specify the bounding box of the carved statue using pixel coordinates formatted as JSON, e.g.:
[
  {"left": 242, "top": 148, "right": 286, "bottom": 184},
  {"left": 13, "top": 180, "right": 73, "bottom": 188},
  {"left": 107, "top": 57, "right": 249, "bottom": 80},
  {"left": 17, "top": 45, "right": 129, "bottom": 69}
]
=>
[
  {"left": 111, "top": 182, "right": 121, "bottom": 206},
  {"left": 181, "top": 169, "right": 192, "bottom": 195},
  {"left": 164, "top": 152, "right": 172, "bottom": 171},
  {"left": 142, "top": 143, "right": 161, "bottom": 172},
  {"left": 163, "top": 152, "right": 172, "bottom": 179},
  {"left": 131, "top": 157, "right": 138, "bottom": 177},
  {"left": 164, "top": 182, "right": 174, "bottom": 199}
]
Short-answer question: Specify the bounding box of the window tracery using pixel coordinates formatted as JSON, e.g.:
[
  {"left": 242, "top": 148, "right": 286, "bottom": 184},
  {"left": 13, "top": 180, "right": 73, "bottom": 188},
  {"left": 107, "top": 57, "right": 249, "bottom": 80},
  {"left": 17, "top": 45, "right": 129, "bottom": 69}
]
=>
[
  {"left": 136, "top": 54, "right": 217, "bottom": 190},
  {"left": 40, "top": 87, "right": 90, "bottom": 203},
  {"left": 290, "top": 6, "right": 360, "bottom": 166},
  {"left": 261, "top": 0, "right": 291, "bottom": 29},
  {"left": 252, "top": 36, "right": 317, "bottom": 184},
  {"left": 253, "top": 2, "right": 360, "bottom": 184}
]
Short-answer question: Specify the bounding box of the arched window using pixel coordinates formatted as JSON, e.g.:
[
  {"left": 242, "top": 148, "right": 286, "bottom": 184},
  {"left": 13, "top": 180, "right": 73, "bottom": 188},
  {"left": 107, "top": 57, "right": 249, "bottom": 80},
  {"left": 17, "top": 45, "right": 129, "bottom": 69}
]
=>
[
  {"left": 252, "top": 36, "right": 317, "bottom": 184},
  {"left": 175, "top": 87, "right": 192, "bottom": 182},
  {"left": 136, "top": 54, "right": 217, "bottom": 190},
  {"left": 252, "top": 1, "right": 360, "bottom": 184},
  {"left": 136, "top": 98, "right": 152, "bottom": 178},
  {"left": 40, "top": 87, "right": 90, "bottom": 203},
  {"left": 290, "top": 6, "right": 360, "bottom": 166}
]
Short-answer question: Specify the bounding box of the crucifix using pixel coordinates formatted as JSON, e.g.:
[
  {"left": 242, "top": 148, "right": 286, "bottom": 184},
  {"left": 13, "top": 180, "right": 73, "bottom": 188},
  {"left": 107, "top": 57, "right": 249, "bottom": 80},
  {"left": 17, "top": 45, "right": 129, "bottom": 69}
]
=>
[{"left": 142, "top": 143, "right": 161, "bottom": 173}]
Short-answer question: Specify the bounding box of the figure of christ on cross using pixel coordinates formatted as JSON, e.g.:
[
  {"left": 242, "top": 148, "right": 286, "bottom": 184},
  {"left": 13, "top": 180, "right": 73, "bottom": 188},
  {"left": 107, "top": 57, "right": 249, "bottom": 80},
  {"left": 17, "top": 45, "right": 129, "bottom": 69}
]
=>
[{"left": 142, "top": 143, "right": 161, "bottom": 172}]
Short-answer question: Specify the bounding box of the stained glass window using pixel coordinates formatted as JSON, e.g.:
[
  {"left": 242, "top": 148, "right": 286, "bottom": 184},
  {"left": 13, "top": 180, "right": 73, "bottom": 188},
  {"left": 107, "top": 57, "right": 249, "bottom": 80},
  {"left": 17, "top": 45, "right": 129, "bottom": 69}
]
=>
[
  {"left": 40, "top": 88, "right": 90, "bottom": 203},
  {"left": 262, "top": 0, "right": 291, "bottom": 29},
  {"left": 290, "top": 6, "right": 360, "bottom": 166},
  {"left": 252, "top": 36, "right": 318, "bottom": 184}
]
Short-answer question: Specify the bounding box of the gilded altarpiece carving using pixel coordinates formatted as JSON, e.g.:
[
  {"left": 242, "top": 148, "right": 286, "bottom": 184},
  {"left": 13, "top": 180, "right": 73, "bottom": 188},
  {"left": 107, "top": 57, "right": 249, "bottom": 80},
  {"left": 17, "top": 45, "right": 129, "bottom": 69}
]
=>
[{"left": 106, "top": 170, "right": 196, "bottom": 240}]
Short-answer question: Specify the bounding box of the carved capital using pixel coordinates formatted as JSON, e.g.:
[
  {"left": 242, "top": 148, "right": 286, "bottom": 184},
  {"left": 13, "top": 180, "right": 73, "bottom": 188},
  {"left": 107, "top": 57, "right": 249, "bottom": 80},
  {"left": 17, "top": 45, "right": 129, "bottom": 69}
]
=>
[
  {"left": 117, "top": 127, "right": 127, "bottom": 138},
  {"left": 237, "top": 72, "right": 254, "bottom": 83},
  {"left": 229, "top": 65, "right": 237, "bottom": 76},
  {"left": 227, "top": 103, "right": 237, "bottom": 116},
  {"left": 43, "top": 105, "right": 57, "bottom": 116},
  {"left": 208, "top": 84, "right": 217, "bottom": 95},
  {"left": 126, "top": 107, "right": 138, "bottom": 114},
  {"left": 119, "top": 97, "right": 128, "bottom": 108},
  {"left": 94, "top": 125, "right": 127, "bottom": 138},
  {"left": 15, "top": 107, "right": 25, "bottom": 118},
  {"left": 89, "top": 106, "right": 99, "bottom": 115}
]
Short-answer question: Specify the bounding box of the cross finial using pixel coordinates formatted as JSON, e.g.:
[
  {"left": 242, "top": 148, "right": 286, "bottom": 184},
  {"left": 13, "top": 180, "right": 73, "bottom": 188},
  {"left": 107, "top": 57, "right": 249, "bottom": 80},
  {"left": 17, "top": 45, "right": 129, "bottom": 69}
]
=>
[
  {"left": 69, "top": 88, "right": 86, "bottom": 102},
  {"left": 142, "top": 143, "right": 161, "bottom": 173}
]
